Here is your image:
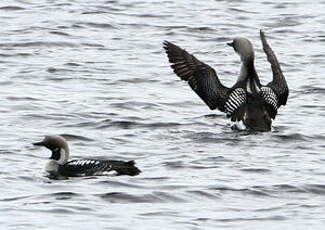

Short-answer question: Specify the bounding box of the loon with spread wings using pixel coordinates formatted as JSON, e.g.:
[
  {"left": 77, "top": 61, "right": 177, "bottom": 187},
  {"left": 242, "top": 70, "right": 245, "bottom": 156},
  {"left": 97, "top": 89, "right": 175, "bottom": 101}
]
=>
[{"left": 163, "top": 30, "right": 288, "bottom": 131}]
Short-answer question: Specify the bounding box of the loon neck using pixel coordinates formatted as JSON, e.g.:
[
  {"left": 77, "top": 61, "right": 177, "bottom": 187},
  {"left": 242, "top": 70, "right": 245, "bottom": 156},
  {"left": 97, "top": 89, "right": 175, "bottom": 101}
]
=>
[
  {"left": 238, "top": 59, "right": 261, "bottom": 93},
  {"left": 239, "top": 59, "right": 257, "bottom": 80}
]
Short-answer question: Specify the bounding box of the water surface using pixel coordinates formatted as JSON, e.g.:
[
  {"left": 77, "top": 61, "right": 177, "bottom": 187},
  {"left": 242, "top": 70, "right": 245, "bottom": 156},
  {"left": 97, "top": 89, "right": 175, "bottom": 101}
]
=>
[{"left": 1, "top": 0, "right": 325, "bottom": 229}]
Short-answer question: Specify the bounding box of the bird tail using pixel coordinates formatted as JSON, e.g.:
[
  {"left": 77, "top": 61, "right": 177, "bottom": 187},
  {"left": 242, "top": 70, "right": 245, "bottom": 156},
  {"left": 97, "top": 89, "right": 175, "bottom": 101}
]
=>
[{"left": 110, "top": 160, "right": 141, "bottom": 176}]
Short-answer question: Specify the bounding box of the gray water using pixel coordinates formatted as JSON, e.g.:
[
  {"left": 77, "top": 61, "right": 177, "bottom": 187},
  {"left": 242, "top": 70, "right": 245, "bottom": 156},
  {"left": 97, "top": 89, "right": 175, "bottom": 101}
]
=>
[{"left": 1, "top": 0, "right": 325, "bottom": 229}]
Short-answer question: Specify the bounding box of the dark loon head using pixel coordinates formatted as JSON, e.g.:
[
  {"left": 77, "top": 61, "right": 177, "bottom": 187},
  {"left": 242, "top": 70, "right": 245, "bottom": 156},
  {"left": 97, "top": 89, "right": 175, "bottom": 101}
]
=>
[
  {"left": 34, "top": 135, "right": 69, "bottom": 165},
  {"left": 227, "top": 37, "right": 255, "bottom": 62}
]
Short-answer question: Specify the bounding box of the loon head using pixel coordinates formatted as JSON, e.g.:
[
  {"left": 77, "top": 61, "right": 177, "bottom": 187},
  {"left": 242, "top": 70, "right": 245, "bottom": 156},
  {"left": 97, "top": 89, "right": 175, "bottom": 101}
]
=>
[
  {"left": 34, "top": 135, "right": 70, "bottom": 165},
  {"left": 227, "top": 37, "right": 255, "bottom": 62}
]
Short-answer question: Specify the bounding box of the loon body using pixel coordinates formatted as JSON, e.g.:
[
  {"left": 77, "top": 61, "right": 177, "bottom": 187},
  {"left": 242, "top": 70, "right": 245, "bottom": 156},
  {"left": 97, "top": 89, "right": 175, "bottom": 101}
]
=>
[
  {"left": 34, "top": 135, "right": 141, "bottom": 178},
  {"left": 163, "top": 30, "right": 289, "bottom": 131}
]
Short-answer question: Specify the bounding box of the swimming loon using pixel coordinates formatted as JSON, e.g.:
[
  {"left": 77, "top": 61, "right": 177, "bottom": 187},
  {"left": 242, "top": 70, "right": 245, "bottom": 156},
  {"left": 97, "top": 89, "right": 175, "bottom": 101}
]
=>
[
  {"left": 163, "top": 30, "right": 289, "bottom": 131},
  {"left": 33, "top": 135, "right": 141, "bottom": 178}
]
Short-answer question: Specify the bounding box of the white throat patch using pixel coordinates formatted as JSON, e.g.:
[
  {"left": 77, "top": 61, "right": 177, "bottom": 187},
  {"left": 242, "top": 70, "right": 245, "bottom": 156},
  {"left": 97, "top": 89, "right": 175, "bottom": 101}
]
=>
[
  {"left": 57, "top": 148, "right": 68, "bottom": 165},
  {"left": 45, "top": 160, "right": 59, "bottom": 173}
]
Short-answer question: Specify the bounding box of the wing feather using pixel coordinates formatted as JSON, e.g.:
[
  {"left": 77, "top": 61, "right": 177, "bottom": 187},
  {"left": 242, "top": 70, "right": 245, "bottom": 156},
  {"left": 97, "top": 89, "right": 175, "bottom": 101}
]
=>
[
  {"left": 59, "top": 159, "right": 110, "bottom": 176},
  {"left": 225, "top": 88, "right": 247, "bottom": 121},
  {"left": 260, "top": 30, "right": 289, "bottom": 106},
  {"left": 260, "top": 86, "right": 278, "bottom": 119},
  {"left": 163, "top": 41, "right": 230, "bottom": 111}
]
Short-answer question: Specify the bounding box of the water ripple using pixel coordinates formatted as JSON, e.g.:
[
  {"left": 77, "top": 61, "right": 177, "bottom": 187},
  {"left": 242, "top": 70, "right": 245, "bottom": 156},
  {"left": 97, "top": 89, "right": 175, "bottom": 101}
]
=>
[{"left": 1, "top": 0, "right": 325, "bottom": 229}]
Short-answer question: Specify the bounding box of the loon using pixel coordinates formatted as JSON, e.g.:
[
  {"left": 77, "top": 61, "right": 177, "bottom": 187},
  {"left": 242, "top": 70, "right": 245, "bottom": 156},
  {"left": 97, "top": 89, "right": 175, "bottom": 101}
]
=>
[
  {"left": 163, "top": 30, "right": 289, "bottom": 131},
  {"left": 33, "top": 135, "right": 141, "bottom": 178}
]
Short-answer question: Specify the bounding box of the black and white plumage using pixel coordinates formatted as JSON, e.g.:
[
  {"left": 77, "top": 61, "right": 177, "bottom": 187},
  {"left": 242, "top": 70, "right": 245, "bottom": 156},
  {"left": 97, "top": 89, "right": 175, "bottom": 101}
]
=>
[
  {"left": 163, "top": 30, "right": 289, "bottom": 131},
  {"left": 33, "top": 135, "right": 141, "bottom": 178}
]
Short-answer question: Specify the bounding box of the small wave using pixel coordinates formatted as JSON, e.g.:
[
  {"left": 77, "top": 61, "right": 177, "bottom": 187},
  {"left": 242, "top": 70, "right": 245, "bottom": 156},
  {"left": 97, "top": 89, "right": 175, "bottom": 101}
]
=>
[
  {"left": 184, "top": 131, "right": 246, "bottom": 144},
  {"left": 0, "top": 41, "right": 77, "bottom": 48},
  {"left": 0, "top": 6, "right": 25, "bottom": 11},
  {"left": 248, "top": 184, "right": 325, "bottom": 196},
  {"left": 64, "top": 62, "right": 82, "bottom": 67},
  {"left": 1, "top": 192, "right": 81, "bottom": 203},
  {"left": 300, "top": 86, "right": 325, "bottom": 95},
  {"left": 228, "top": 7, "right": 258, "bottom": 14},
  {"left": 248, "top": 184, "right": 324, "bottom": 196},
  {"left": 95, "top": 119, "right": 183, "bottom": 130},
  {"left": 199, "top": 215, "right": 286, "bottom": 222},
  {"left": 163, "top": 160, "right": 186, "bottom": 169},
  {"left": 6, "top": 96, "right": 40, "bottom": 101},
  {"left": 81, "top": 43, "right": 105, "bottom": 48},
  {"left": 0, "top": 53, "right": 32, "bottom": 57},
  {"left": 300, "top": 184, "right": 325, "bottom": 195},
  {"left": 97, "top": 191, "right": 184, "bottom": 203},
  {"left": 62, "top": 121, "right": 98, "bottom": 128},
  {"left": 240, "top": 168, "right": 271, "bottom": 173},
  {"left": 45, "top": 192, "right": 82, "bottom": 200},
  {"left": 208, "top": 186, "right": 273, "bottom": 197},
  {"left": 81, "top": 11, "right": 110, "bottom": 15},
  {"left": 49, "top": 31, "right": 71, "bottom": 37},
  {"left": 118, "top": 78, "right": 160, "bottom": 84},
  {"left": 138, "top": 13, "right": 171, "bottom": 18},
  {"left": 1, "top": 194, "right": 32, "bottom": 202},
  {"left": 186, "top": 190, "right": 220, "bottom": 200},
  {"left": 78, "top": 22, "right": 116, "bottom": 29},
  {"left": 186, "top": 26, "right": 216, "bottom": 33},
  {"left": 99, "top": 120, "right": 138, "bottom": 129},
  {"left": 271, "top": 133, "right": 313, "bottom": 143},
  {"left": 97, "top": 180, "right": 145, "bottom": 189},
  {"left": 47, "top": 67, "right": 74, "bottom": 73}
]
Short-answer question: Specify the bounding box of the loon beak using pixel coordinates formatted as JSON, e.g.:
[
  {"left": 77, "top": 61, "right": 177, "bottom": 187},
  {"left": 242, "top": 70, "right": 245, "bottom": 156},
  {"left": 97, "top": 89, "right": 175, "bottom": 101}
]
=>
[
  {"left": 227, "top": 42, "right": 234, "bottom": 47},
  {"left": 33, "top": 141, "right": 45, "bottom": 146}
]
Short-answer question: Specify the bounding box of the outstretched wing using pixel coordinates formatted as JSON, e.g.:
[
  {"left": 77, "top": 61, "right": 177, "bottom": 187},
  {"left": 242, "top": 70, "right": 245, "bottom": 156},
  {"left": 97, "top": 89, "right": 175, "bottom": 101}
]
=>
[
  {"left": 260, "top": 30, "right": 289, "bottom": 107},
  {"left": 163, "top": 41, "right": 230, "bottom": 112}
]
